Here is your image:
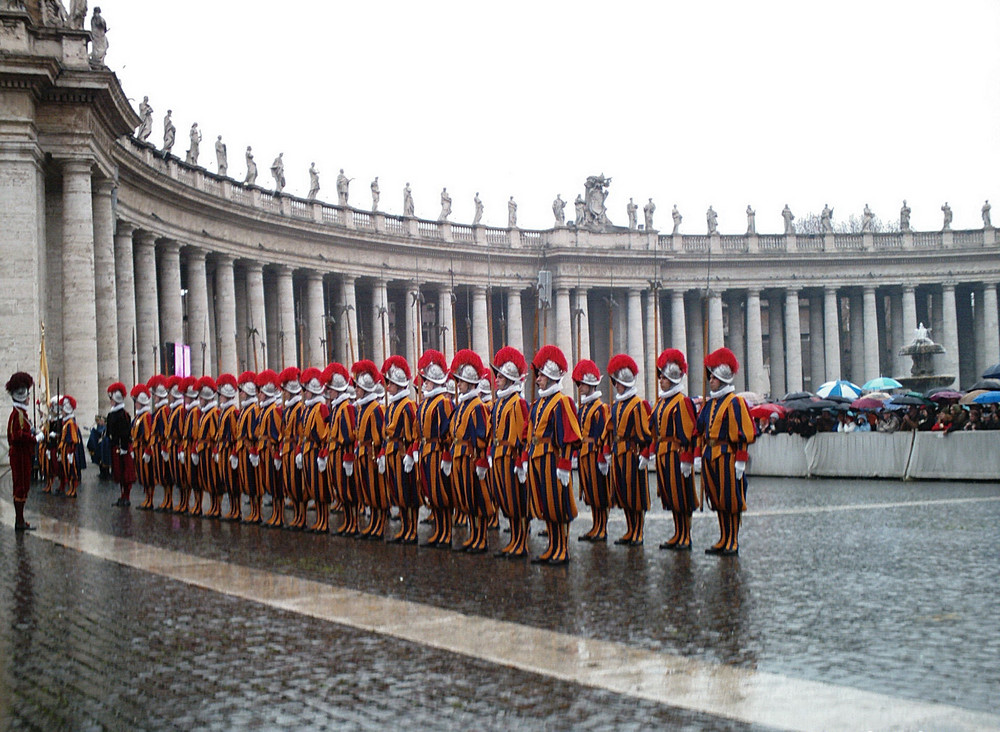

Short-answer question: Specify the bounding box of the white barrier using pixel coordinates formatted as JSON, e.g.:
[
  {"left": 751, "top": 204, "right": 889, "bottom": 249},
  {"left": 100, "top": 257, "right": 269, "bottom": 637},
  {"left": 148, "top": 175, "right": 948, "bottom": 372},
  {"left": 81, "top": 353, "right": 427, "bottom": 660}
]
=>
[
  {"left": 906, "top": 432, "right": 1000, "bottom": 480},
  {"left": 805, "top": 433, "right": 913, "bottom": 479},
  {"left": 745, "top": 434, "right": 809, "bottom": 476}
]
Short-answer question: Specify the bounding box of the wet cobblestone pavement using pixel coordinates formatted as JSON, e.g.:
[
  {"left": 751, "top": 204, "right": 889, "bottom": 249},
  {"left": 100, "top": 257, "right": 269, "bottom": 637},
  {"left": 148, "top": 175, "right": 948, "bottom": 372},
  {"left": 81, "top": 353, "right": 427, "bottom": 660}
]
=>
[{"left": 2, "top": 470, "right": 999, "bottom": 728}]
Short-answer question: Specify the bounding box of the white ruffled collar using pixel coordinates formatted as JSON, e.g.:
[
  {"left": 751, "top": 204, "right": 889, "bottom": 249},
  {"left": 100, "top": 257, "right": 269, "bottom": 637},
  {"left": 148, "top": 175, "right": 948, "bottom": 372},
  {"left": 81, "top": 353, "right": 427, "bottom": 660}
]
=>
[
  {"left": 305, "top": 394, "right": 325, "bottom": 407},
  {"left": 109, "top": 402, "right": 126, "bottom": 413},
  {"left": 580, "top": 390, "right": 603, "bottom": 405},
  {"left": 355, "top": 391, "right": 379, "bottom": 407},
  {"left": 709, "top": 384, "right": 735, "bottom": 399},
  {"left": 538, "top": 382, "right": 562, "bottom": 398},
  {"left": 387, "top": 389, "right": 409, "bottom": 405},
  {"left": 496, "top": 382, "right": 522, "bottom": 399},
  {"left": 615, "top": 387, "right": 637, "bottom": 402},
  {"left": 659, "top": 383, "right": 684, "bottom": 399},
  {"left": 284, "top": 394, "right": 302, "bottom": 408}
]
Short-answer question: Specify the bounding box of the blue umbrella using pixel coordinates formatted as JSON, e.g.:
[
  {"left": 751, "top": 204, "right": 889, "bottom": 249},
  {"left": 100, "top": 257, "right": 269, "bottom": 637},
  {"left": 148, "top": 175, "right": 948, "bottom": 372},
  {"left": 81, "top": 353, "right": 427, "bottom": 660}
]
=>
[
  {"left": 862, "top": 376, "right": 902, "bottom": 391},
  {"left": 816, "top": 380, "right": 863, "bottom": 400},
  {"left": 973, "top": 391, "right": 1000, "bottom": 404},
  {"left": 982, "top": 363, "right": 1000, "bottom": 380}
]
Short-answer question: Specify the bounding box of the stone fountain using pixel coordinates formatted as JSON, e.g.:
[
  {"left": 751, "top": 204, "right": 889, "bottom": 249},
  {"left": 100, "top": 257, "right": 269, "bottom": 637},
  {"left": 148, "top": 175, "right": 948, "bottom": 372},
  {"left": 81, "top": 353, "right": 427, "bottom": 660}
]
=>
[{"left": 897, "top": 323, "right": 955, "bottom": 391}]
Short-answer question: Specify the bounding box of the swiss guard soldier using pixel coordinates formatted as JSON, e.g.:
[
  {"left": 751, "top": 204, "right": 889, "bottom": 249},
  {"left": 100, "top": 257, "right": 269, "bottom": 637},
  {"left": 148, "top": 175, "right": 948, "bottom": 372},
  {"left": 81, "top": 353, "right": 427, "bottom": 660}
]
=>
[
  {"left": 697, "top": 347, "right": 757, "bottom": 556},
  {"left": 652, "top": 349, "right": 699, "bottom": 551},
  {"left": 521, "top": 345, "right": 582, "bottom": 565},
  {"left": 131, "top": 383, "right": 157, "bottom": 510},
  {"left": 255, "top": 369, "right": 284, "bottom": 528},
  {"left": 193, "top": 376, "right": 221, "bottom": 518},
  {"left": 489, "top": 347, "right": 530, "bottom": 558},
  {"left": 478, "top": 371, "right": 501, "bottom": 531},
  {"left": 279, "top": 367, "right": 306, "bottom": 530},
  {"left": 6, "top": 372, "right": 39, "bottom": 530},
  {"left": 59, "top": 395, "right": 84, "bottom": 498},
  {"left": 300, "top": 367, "right": 330, "bottom": 533},
  {"left": 448, "top": 349, "right": 493, "bottom": 553},
  {"left": 352, "top": 360, "right": 387, "bottom": 540},
  {"left": 236, "top": 371, "right": 262, "bottom": 523},
  {"left": 215, "top": 373, "right": 241, "bottom": 520},
  {"left": 107, "top": 381, "right": 135, "bottom": 507},
  {"left": 42, "top": 395, "right": 62, "bottom": 494},
  {"left": 179, "top": 377, "right": 201, "bottom": 514},
  {"left": 161, "top": 375, "right": 186, "bottom": 512},
  {"left": 147, "top": 375, "right": 171, "bottom": 510},
  {"left": 604, "top": 354, "right": 653, "bottom": 546},
  {"left": 381, "top": 356, "right": 420, "bottom": 544},
  {"left": 571, "top": 359, "right": 611, "bottom": 542},
  {"left": 416, "top": 349, "right": 454, "bottom": 548},
  {"left": 325, "top": 363, "right": 358, "bottom": 536}
]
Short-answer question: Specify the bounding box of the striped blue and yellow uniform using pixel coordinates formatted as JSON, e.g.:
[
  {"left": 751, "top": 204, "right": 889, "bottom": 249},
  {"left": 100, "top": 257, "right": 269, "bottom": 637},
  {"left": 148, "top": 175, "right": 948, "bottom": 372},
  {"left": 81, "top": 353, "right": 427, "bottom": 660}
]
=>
[
  {"left": 281, "top": 400, "right": 306, "bottom": 529},
  {"left": 384, "top": 395, "right": 419, "bottom": 542},
  {"left": 301, "top": 398, "right": 330, "bottom": 531},
  {"left": 605, "top": 394, "right": 652, "bottom": 544},
  {"left": 151, "top": 403, "right": 173, "bottom": 509},
  {"left": 577, "top": 396, "right": 611, "bottom": 540},
  {"left": 132, "top": 409, "right": 156, "bottom": 508},
  {"left": 236, "top": 400, "right": 262, "bottom": 522},
  {"left": 490, "top": 390, "right": 529, "bottom": 555},
  {"left": 195, "top": 405, "right": 221, "bottom": 516},
  {"left": 217, "top": 401, "right": 241, "bottom": 519},
  {"left": 180, "top": 406, "right": 201, "bottom": 513},
  {"left": 355, "top": 397, "right": 387, "bottom": 538},
  {"left": 259, "top": 400, "right": 283, "bottom": 526},
  {"left": 328, "top": 396, "right": 358, "bottom": 535},
  {"left": 450, "top": 393, "right": 492, "bottom": 551},
  {"left": 652, "top": 390, "right": 699, "bottom": 548},
  {"left": 417, "top": 390, "right": 454, "bottom": 546}
]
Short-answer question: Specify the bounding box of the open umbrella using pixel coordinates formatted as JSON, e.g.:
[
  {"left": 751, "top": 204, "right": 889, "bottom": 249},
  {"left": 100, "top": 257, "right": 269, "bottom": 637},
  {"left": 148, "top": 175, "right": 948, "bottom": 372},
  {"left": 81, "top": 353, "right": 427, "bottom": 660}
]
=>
[
  {"left": 782, "top": 391, "right": 813, "bottom": 401},
  {"left": 928, "top": 390, "right": 963, "bottom": 402},
  {"left": 864, "top": 391, "right": 892, "bottom": 401},
  {"left": 824, "top": 395, "right": 854, "bottom": 404},
  {"left": 851, "top": 397, "right": 886, "bottom": 410},
  {"left": 815, "top": 380, "right": 863, "bottom": 400},
  {"left": 862, "top": 376, "right": 902, "bottom": 391},
  {"left": 737, "top": 391, "right": 766, "bottom": 406},
  {"left": 970, "top": 379, "right": 1000, "bottom": 391},
  {"left": 973, "top": 391, "right": 1000, "bottom": 404},
  {"left": 960, "top": 389, "right": 989, "bottom": 405},
  {"left": 750, "top": 403, "right": 787, "bottom": 420},
  {"left": 890, "top": 394, "right": 931, "bottom": 407},
  {"left": 982, "top": 363, "right": 1000, "bottom": 380}
]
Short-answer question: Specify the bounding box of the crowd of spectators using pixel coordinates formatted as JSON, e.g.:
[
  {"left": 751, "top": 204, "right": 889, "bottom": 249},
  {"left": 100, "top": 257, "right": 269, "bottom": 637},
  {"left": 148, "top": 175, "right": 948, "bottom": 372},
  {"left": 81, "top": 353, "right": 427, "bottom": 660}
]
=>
[{"left": 758, "top": 402, "right": 1000, "bottom": 436}]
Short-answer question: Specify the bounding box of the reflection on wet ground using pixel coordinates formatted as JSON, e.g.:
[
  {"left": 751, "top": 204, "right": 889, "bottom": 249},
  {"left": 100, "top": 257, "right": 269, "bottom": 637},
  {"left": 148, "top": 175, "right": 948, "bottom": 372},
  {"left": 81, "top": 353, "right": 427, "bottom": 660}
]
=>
[{"left": 1, "top": 471, "right": 998, "bottom": 729}]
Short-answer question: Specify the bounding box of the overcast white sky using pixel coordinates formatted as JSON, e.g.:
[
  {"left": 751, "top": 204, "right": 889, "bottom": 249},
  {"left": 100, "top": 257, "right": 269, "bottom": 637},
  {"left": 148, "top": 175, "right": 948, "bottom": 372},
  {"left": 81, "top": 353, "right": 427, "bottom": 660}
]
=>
[{"left": 99, "top": 0, "right": 999, "bottom": 232}]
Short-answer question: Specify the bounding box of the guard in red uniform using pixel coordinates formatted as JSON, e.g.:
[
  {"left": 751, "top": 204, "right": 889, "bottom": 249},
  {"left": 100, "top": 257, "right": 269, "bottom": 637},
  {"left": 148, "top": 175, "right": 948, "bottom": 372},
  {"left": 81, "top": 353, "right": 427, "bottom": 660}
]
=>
[
  {"left": 697, "top": 347, "right": 757, "bottom": 556},
  {"left": 6, "top": 372, "right": 39, "bottom": 530},
  {"left": 448, "top": 349, "right": 493, "bottom": 553},
  {"left": 416, "top": 350, "right": 454, "bottom": 548},
  {"left": 41, "top": 396, "right": 62, "bottom": 494},
  {"left": 256, "top": 370, "right": 284, "bottom": 528},
  {"left": 59, "top": 395, "right": 84, "bottom": 498},
  {"left": 652, "top": 349, "right": 699, "bottom": 551},
  {"left": 381, "top": 356, "right": 420, "bottom": 544},
  {"left": 352, "top": 360, "right": 387, "bottom": 540},
  {"left": 215, "top": 374, "right": 241, "bottom": 520},
  {"left": 572, "top": 359, "right": 611, "bottom": 542},
  {"left": 178, "top": 377, "right": 201, "bottom": 514},
  {"left": 521, "top": 345, "right": 582, "bottom": 565},
  {"left": 299, "top": 367, "right": 330, "bottom": 533},
  {"left": 236, "top": 371, "right": 262, "bottom": 523},
  {"left": 278, "top": 367, "right": 307, "bottom": 530},
  {"left": 131, "top": 384, "right": 157, "bottom": 510},
  {"left": 192, "top": 376, "right": 221, "bottom": 517},
  {"left": 489, "top": 347, "right": 530, "bottom": 558},
  {"left": 325, "top": 363, "right": 358, "bottom": 536},
  {"left": 106, "top": 382, "right": 136, "bottom": 507},
  {"left": 147, "top": 375, "right": 172, "bottom": 510}
]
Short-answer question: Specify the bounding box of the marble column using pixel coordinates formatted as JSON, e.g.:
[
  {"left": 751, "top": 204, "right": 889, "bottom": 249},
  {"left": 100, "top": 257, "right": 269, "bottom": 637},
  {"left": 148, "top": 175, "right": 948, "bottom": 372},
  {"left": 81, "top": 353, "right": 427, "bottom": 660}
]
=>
[
  {"left": 768, "top": 292, "right": 785, "bottom": 398},
  {"left": 62, "top": 159, "right": 99, "bottom": 418},
  {"left": 245, "top": 262, "right": 267, "bottom": 370},
  {"left": 405, "top": 281, "right": 422, "bottom": 365},
  {"left": 569, "top": 288, "right": 588, "bottom": 362},
  {"left": 626, "top": 288, "right": 644, "bottom": 397},
  {"left": 686, "top": 294, "right": 704, "bottom": 396},
  {"left": 113, "top": 222, "right": 137, "bottom": 384},
  {"left": 506, "top": 287, "right": 523, "bottom": 358},
  {"left": 185, "top": 248, "right": 210, "bottom": 376},
  {"left": 901, "top": 285, "right": 918, "bottom": 343},
  {"left": 275, "top": 266, "right": 295, "bottom": 368},
  {"left": 555, "top": 287, "right": 573, "bottom": 367},
  {"left": 304, "top": 271, "right": 325, "bottom": 367},
  {"left": 784, "top": 288, "right": 803, "bottom": 392},
  {"left": 849, "top": 292, "right": 865, "bottom": 385},
  {"left": 707, "top": 290, "right": 724, "bottom": 351},
  {"left": 644, "top": 290, "right": 658, "bottom": 396},
  {"left": 340, "top": 274, "right": 358, "bottom": 365},
  {"left": 745, "top": 289, "right": 767, "bottom": 396},
  {"left": 439, "top": 285, "right": 456, "bottom": 361},
  {"left": 215, "top": 255, "right": 238, "bottom": 374},
  {"left": 92, "top": 178, "right": 118, "bottom": 393},
  {"left": 157, "top": 240, "right": 184, "bottom": 353},
  {"left": 890, "top": 290, "right": 905, "bottom": 377},
  {"left": 823, "top": 287, "right": 841, "bottom": 380},
  {"left": 264, "top": 274, "right": 279, "bottom": 368},
  {"left": 981, "top": 282, "right": 1000, "bottom": 370},
  {"left": 808, "top": 293, "right": 825, "bottom": 387},
  {"left": 940, "top": 282, "right": 960, "bottom": 382},
  {"left": 133, "top": 230, "right": 160, "bottom": 378},
  {"left": 727, "top": 292, "right": 746, "bottom": 391},
  {"left": 863, "top": 286, "right": 880, "bottom": 380},
  {"left": 372, "top": 278, "right": 388, "bottom": 366},
  {"left": 471, "top": 285, "right": 489, "bottom": 359},
  {"left": 670, "top": 290, "right": 687, "bottom": 352},
  {"left": 234, "top": 267, "right": 248, "bottom": 372}
]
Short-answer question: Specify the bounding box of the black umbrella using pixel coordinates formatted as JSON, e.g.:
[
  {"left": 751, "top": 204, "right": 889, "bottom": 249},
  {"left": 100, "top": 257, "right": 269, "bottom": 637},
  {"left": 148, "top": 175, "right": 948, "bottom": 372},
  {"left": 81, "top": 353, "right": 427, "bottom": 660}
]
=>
[
  {"left": 970, "top": 379, "right": 1000, "bottom": 391},
  {"left": 824, "top": 395, "right": 854, "bottom": 404},
  {"left": 782, "top": 391, "right": 814, "bottom": 401},
  {"left": 890, "top": 394, "right": 931, "bottom": 406},
  {"left": 982, "top": 363, "right": 1000, "bottom": 380}
]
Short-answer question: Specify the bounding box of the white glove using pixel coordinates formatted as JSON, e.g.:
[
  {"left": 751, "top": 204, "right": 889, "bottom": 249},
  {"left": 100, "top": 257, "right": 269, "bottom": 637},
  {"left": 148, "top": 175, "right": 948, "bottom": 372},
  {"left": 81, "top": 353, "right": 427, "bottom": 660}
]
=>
[
  {"left": 735, "top": 460, "right": 746, "bottom": 479},
  {"left": 475, "top": 465, "right": 487, "bottom": 480},
  {"left": 213, "top": 452, "right": 220, "bottom": 464},
  {"left": 343, "top": 460, "right": 354, "bottom": 477},
  {"left": 249, "top": 453, "right": 259, "bottom": 467},
  {"left": 273, "top": 458, "right": 281, "bottom": 470},
  {"left": 403, "top": 454, "right": 415, "bottom": 473},
  {"left": 36, "top": 432, "right": 45, "bottom": 443},
  {"left": 488, "top": 455, "right": 494, "bottom": 469},
  {"left": 638, "top": 455, "right": 649, "bottom": 471},
  {"left": 118, "top": 448, "right": 128, "bottom": 456},
  {"left": 48, "top": 431, "right": 57, "bottom": 439},
  {"left": 377, "top": 454, "right": 386, "bottom": 474},
  {"left": 178, "top": 451, "right": 186, "bottom": 464},
  {"left": 191, "top": 453, "right": 200, "bottom": 466},
  {"left": 295, "top": 453, "right": 303, "bottom": 470},
  {"left": 317, "top": 456, "right": 328, "bottom": 472},
  {"left": 680, "top": 461, "right": 692, "bottom": 478},
  {"left": 556, "top": 467, "right": 570, "bottom": 487},
  {"left": 229, "top": 454, "right": 239, "bottom": 469},
  {"left": 161, "top": 450, "right": 169, "bottom": 462},
  {"left": 143, "top": 452, "right": 152, "bottom": 464},
  {"left": 45, "top": 449, "right": 51, "bottom": 460},
  {"left": 68, "top": 453, "right": 74, "bottom": 465},
  {"left": 597, "top": 460, "right": 609, "bottom": 476},
  {"left": 571, "top": 455, "right": 579, "bottom": 470},
  {"left": 693, "top": 457, "right": 702, "bottom": 474},
  {"left": 515, "top": 465, "right": 527, "bottom": 484},
  {"left": 441, "top": 459, "right": 452, "bottom": 477}
]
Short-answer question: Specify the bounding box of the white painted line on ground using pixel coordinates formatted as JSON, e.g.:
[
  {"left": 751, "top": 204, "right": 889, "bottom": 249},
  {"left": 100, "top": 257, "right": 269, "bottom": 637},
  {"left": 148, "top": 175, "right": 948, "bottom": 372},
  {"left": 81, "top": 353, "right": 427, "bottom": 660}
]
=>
[{"left": 2, "top": 499, "right": 997, "bottom": 731}]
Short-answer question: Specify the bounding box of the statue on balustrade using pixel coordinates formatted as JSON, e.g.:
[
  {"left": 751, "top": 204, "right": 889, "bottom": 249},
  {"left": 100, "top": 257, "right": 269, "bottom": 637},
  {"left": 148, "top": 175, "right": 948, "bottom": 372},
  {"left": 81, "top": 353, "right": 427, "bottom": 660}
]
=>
[
  {"left": 136, "top": 96, "right": 153, "bottom": 142},
  {"left": 68, "top": 0, "right": 86, "bottom": 29},
  {"left": 941, "top": 202, "right": 952, "bottom": 231},
  {"left": 821, "top": 204, "right": 834, "bottom": 233},
  {"left": 862, "top": 204, "right": 874, "bottom": 233},
  {"left": 371, "top": 177, "right": 380, "bottom": 211},
  {"left": 42, "top": 0, "right": 69, "bottom": 27},
  {"left": 271, "top": 153, "right": 285, "bottom": 193},
  {"left": 782, "top": 204, "right": 795, "bottom": 235},
  {"left": 508, "top": 196, "right": 518, "bottom": 229},
  {"left": 746, "top": 205, "right": 756, "bottom": 235},
  {"left": 579, "top": 174, "right": 613, "bottom": 230},
  {"left": 439, "top": 188, "right": 452, "bottom": 221},
  {"left": 671, "top": 204, "right": 681, "bottom": 234},
  {"left": 706, "top": 206, "right": 718, "bottom": 235},
  {"left": 574, "top": 195, "right": 585, "bottom": 226},
  {"left": 552, "top": 195, "right": 565, "bottom": 226},
  {"left": 244, "top": 146, "right": 257, "bottom": 185},
  {"left": 185, "top": 122, "right": 202, "bottom": 165},
  {"left": 626, "top": 198, "right": 638, "bottom": 230},
  {"left": 900, "top": 200, "right": 911, "bottom": 232},
  {"left": 473, "top": 192, "right": 483, "bottom": 225},
  {"left": 983, "top": 200, "right": 992, "bottom": 229},
  {"left": 88, "top": 6, "right": 108, "bottom": 66},
  {"left": 215, "top": 135, "right": 227, "bottom": 176},
  {"left": 162, "top": 110, "right": 175, "bottom": 157},
  {"left": 336, "top": 169, "right": 350, "bottom": 206},
  {"left": 308, "top": 163, "right": 321, "bottom": 200},
  {"left": 403, "top": 183, "right": 414, "bottom": 217},
  {"left": 643, "top": 197, "right": 655, "bottom": 231}
]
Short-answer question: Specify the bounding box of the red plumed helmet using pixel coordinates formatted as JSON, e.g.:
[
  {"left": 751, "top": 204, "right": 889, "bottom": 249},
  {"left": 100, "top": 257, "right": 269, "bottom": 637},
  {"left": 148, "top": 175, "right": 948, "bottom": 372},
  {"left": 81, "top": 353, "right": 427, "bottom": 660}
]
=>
[
  {"left": 254, "top": 369, "right": 281, "bottom": 393},
  {"left": 608, "top": 353, "right": 639, "bottom": 387},
  {"left": 197, "top": 375, "right": 218, "bottom": 394},
  {"left": 278, "top": 366, "right": 301, "bottom": 385},
  {"left": 216, "top": 373, "right": 238, "bottom": 393},
  {"left": 182, "top": 377, "right": 199, "bottom": 396},
  {"left": 323, "top": 362, "right": 351, "bottom": 392},
  {"left": 352, "top": 359, "right": 381, "bottom": 393},
  {"left": 5, "top": 371, "right": 33, "bottom": 394},
  {"left": 492, "top": 346, "right": 527, "bottom": 383},
  {"left": 532, "top": 344, "right": 568, "bottom": 380},
  {"left": 300, "top": 367, "right": 324, "bottom": 395},
  {"left": 450, "top": 349, "right": 485, "bottom": 384},
  {"left": 130, "top": 384, "right": 150, "bottom": 400},
  {"left": 656, "top": 348, "right": 687, "bottom": 375},
  {"left": 146, "top": 374, "right": 164, "bottom": 390},
  {"left": 61, "top": 394, "right": 77, "bottom": 410},
  {"left": 107, "top": 381, "right": 127, "bottom": 396},
  {"left": 705, "top": 347, "right": 739, "bottom": 384},
  {"left": 418, "top": 349, "right": 448, "bottom": 385},
  {"left": 237, "top": 371, "right": 257, "bottom": 386},
  {"left": 165, "top": 375, "right": 182, "bottom": 392},
  {"left": 381, "top": 355, "right": 412, "bottom": 387},
  {"left": 571, "top": 359, "right": 602, "bottom": 386}
]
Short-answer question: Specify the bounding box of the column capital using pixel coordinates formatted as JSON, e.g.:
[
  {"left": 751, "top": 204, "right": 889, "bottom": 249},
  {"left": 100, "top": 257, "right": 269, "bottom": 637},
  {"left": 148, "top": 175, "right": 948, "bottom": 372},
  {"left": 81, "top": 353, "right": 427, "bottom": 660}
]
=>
[
  {"left": 243, "top": 259, "right": 264, "bottom": 273},
  {"left": 60, "top": 157, "right": 93, "bottom": 177},
  {"left": 92, "top": 177, "right": 115, "bottom": 196},
  {"left": 212, "top": 252, "right": 235, "bottom": 266},
  {"left": 340, "top": 271, "right": 356, "bottom": 284},
  {"left": 746, "top": 286, "right": 761, "bottom": 298},
  {"left": 824, "top": 284, "right": 839, "bottom": 294},
  {"left": 133, "top": 229, "right": 157, "bottom": 247},
  {"left": 158, "top": 238, "right": 181, "bottom": 254},
  {"left": 785, "top": 286, "right": 800, "bottom": 297},
  {"left": 184, "top": 246, "right": 207, "bottom": 262},
  {"left": 941, "top": 281, "right": 957, "bottom": 291},
  {"left": 273, "top": 263, "right": 292, "bottom": 277},
  {"left": 304, "top": 268, "right": 323, "bottom": 282},
  {"left": 115, "top": 220, "right": 137, "bottom": 238},
  {"left": 902, "top": 284, "right": 916, "bottom": 294},
  {"left": 863, "top": 284, "right": 877, "bottom": 295}
]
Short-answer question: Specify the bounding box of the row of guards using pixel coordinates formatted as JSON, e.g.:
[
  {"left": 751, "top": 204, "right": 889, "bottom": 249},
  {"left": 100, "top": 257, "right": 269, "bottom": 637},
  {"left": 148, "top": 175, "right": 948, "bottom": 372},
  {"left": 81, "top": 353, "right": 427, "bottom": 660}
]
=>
[{"left": 6, "top": 345, "right": 756, "bottom": 561}]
